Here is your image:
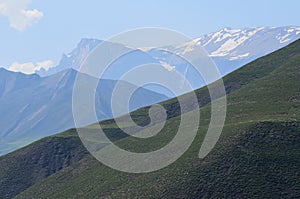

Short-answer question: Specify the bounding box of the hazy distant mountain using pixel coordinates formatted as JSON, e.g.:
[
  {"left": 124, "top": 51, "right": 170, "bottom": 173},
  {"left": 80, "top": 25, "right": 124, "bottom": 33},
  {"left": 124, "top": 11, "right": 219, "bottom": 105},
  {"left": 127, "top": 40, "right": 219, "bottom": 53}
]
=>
[
  {"left": 2, "top": 26, "right": 300, "bottom": 155},
  {"left": 0, "top": 68, "right": 40, "bottom": 98},
  {"left": 171, "top": 26, "right": 300, "bottom": 75},
  {"left": 1, "top": 38, "right": 299, "bottom": 199},
  {"left": 37, "top": 26, "right": 300, "bottom": 77},
  {"left": 37, "top": 39, "right": 102, "bottom": 76},
  {"left": 0, "top": 68, "right": 167, "bottom": 155}
]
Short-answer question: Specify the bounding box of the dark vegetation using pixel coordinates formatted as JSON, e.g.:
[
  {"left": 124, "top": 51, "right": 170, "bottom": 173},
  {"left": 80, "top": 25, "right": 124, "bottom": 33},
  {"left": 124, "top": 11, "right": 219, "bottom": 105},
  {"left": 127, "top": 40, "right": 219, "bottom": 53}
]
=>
[{"left": 0, "top": 39, "right": 300, "bottom": 198}]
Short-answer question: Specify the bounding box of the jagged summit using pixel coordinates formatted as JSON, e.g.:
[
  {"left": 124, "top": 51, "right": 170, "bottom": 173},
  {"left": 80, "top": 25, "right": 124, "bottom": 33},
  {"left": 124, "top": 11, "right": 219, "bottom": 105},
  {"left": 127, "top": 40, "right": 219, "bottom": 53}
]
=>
[{"left": 36, "top": 26, "right": 300, "bottom": 77}]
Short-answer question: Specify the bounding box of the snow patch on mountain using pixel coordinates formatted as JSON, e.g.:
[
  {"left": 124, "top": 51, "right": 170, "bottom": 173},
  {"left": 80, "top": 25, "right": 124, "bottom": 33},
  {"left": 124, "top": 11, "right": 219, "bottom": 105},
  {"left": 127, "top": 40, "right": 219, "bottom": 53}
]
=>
[
  {"left": 36, "top": 26, "right": 300, "bottom": 77},
  {"left": 174, "top": 26, "right": 300, "bottom": 62},
  {"left": 229, "top": 53, "right": 250, "bottom": 61},
  {"left": 159, "top": 61, "right": 176, "bottom": 71}
]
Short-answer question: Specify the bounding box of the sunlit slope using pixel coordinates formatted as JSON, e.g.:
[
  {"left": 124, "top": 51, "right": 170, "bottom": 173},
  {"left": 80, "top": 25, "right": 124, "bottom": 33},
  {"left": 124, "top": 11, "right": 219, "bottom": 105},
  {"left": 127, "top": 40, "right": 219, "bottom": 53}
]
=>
[{"left": 0, "top": 39, "right": 299, "bottom": 198}]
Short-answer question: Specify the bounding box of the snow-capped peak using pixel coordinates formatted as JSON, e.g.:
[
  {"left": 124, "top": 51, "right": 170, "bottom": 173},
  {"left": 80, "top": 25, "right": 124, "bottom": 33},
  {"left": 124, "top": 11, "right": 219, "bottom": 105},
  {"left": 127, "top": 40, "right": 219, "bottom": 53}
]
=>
[
  {"left": 37, "top": 26, "right": 300, "bottom": 77},
  {"left": 174, "top": 26, "right": 300, "bottom": 61}
]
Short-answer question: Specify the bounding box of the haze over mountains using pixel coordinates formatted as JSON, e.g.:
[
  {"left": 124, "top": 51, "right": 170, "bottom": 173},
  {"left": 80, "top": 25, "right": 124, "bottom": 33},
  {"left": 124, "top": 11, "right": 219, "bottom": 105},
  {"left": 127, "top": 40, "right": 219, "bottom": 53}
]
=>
[
  {"left": 169, "top": 26, "right": 300, "bottom": 74},
  {"left": 0, "top": 69, "right": 167, "bottom": 155},
  {"left": 36, "top": 26, "right": 300, "bottom": 77},
  {"left": 0, "top": 26, "right": 299, "bottom": 156},
  {"left": 1, "top": 38, "right": 299, "bottom": 198}
]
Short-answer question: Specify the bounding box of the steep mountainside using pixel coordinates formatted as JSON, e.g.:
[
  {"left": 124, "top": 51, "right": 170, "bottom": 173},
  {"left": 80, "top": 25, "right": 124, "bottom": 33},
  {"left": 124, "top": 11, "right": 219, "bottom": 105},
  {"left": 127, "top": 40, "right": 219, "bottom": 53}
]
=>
[
  {"left": 36, "top": 26, "right": 300, "bottom": 77},
  {"left": 194, "top": 26, "right": 300, "bottom": 59},
  {"left": 0, "top": 69, "right": 167, "bottom": 155},
  {"left": 0, "top": 68, "right": 40, "bottom": 98},
  {"left": 1, "top": 39, "right": 299, "bottom": 198},
  {"left": 161, "top": 26, "right": 300, "bottom": 75}
]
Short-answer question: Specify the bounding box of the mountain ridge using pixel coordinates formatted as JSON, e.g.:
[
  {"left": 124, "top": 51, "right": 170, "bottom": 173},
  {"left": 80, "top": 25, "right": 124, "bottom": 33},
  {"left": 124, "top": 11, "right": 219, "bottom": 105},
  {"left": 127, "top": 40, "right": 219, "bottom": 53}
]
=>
[
  {"left": 32, "top": 26, "right": 300, "bottom": 77},
  {"left": 1, "top": 38, "right": 299, "bottom": 198},
  {"left": 0, "top": 68, "right": 167, "bottom": 155}
]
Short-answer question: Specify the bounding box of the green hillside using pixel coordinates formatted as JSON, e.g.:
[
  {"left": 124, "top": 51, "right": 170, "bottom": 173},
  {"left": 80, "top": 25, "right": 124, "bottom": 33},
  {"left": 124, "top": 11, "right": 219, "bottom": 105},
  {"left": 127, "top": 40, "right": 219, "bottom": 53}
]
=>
[{"left": 1, "top": 39, "right": 300, "bottom": 198}]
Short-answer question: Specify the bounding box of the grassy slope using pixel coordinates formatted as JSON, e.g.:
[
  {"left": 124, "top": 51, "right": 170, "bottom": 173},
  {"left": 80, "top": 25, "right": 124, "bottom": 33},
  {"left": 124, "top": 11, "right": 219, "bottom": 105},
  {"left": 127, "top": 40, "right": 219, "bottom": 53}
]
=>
[
  {"left": 0, "top": 130, "right": 90, "bottom": 199},
  {"left": 1, "top": 39, "right": 300, "bottom": 198}
]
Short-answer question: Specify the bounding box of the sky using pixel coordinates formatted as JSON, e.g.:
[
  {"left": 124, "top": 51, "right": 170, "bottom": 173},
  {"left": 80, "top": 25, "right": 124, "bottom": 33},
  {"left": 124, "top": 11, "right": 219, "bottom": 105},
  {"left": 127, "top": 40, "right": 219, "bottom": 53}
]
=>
[{"left": 0, "top": 0, "right": 299, "bottom": 73}]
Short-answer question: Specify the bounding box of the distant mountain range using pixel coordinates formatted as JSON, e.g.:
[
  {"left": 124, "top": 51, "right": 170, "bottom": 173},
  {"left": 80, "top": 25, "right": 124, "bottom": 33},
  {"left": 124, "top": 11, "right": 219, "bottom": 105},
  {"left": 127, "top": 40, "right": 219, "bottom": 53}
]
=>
[
  {"left": 0, "top": 68, "right": 167, "bottom": 155},
  {"left": 37, "top": 26, "right": 300, "bottom": 77},
  {"left": 1, "top": 38, "right": 299, "bottom": 199},
  {"left": 1, "top": 26, "right": 299, "bottom": 156},
  {"left": 166, "top": 26, "right": 300, "bottom": 75}
]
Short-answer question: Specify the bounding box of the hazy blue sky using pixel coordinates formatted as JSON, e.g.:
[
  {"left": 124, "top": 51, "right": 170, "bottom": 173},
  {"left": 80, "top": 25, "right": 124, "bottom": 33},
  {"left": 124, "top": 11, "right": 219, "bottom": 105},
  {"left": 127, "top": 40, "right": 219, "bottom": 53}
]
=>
[{"left": 1, "top": 0, "right": 299, "bottom": 71}]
